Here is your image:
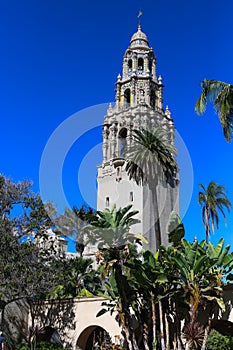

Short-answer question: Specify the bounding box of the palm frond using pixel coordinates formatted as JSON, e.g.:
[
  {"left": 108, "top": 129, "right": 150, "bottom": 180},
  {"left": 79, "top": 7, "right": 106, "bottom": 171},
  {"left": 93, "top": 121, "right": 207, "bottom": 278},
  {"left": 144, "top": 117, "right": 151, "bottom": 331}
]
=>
[
  {"left": 195, "top": 79, "right": 233, "bottom": 142},
  {"left": 124, "top": 127, "right": 178, "bottom": 186},
  {"left": 198, "top": 181, "right": 231, "bottom": 241}
]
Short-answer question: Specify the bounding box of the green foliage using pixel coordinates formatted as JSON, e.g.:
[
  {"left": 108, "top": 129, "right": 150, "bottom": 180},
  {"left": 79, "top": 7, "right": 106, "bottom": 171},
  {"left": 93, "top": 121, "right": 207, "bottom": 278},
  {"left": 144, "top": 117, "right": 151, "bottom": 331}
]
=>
[
  {"left": 124, "top": 127, "right": 178, "bottom": 185},
  {"left": 0, "top": 221, "right": 61, "bottom": 306},
  {"left": 195, "top": 79, "right": 233, "bottom": 142},
  {"left": 198, "top": 181, "right": 231, "bottom": 242},
  {"left": 86, "top": 204, "right": 142, "bottom": 249},
  {"left": 97, "top": 233, "right": 233, "bottom": 350},
  {"left": 207, "top": 330, "right": 233, "bottom": 350},
  {"left": 87, "top": 205, "right": 144, "bottom": 350},
  {"left": 35, "top": 341, "right": 62, "bottom": 349},
  {"left": 0, "top": 175, "right": 32, "bottom": 220},
  {"left": 2, "top": 174, "right": 233, "bottom": 350},
  {"left": 0, "top": 174, "right": 72, "bottom": 346},
  {"left": 47, "top": 256, "right": 102, "bottom": 299},
  {"left": 168, "top": 211, "right": 185, "bottom": 247},
  {"left": 16, "top": 345, "right": 30, "bottom": 350},
  {"left": 16, "top": 341, "right": 69, "bottom": 349},
  {"left": 55, "top": 205, "right": 94, "bottom": 254}
]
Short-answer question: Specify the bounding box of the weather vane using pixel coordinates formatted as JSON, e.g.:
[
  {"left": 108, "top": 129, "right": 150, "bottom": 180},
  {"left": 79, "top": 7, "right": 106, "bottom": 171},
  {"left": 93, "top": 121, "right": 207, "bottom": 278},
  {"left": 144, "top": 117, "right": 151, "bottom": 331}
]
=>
[{"left": 137, "top": 9, "right": 143, "bottom": 25}]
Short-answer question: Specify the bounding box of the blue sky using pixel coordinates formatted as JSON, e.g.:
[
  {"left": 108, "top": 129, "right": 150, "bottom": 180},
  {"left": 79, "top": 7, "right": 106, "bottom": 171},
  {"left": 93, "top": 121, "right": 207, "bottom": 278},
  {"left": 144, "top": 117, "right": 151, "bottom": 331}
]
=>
[{"left": 1, "top": 0, "right": 233, "bottom": 248}]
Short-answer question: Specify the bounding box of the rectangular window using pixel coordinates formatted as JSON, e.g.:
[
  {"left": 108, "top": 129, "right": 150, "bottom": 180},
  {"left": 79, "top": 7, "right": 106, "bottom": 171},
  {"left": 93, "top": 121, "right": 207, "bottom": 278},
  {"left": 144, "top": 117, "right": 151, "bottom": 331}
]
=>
[
  {"left": 130, "top": 192, "right": 133, "bottom": 202},
  {"left": 106, "top": 197, "right": 109, "bottom": 207}
]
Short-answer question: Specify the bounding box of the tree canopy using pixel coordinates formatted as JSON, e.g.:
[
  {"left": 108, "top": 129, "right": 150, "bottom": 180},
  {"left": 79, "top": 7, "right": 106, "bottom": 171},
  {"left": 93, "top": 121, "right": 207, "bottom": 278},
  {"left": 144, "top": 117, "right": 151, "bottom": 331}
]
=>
[
  {"left": 198, "top": 181, "right": 231, "bottom": 242},
  {"left": 195, "top": 79, "right": 233, "bottom": 142}
]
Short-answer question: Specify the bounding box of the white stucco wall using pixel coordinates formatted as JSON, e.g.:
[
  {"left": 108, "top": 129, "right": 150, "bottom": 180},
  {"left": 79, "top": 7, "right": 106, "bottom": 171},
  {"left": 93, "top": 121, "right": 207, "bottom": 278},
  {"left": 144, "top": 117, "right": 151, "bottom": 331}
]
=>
[
  {"left": 30, "top": 297, "right": 122, "bottom": 350},
  {"left": 25, "top": 286, "right": 233, "bottom": 349}
]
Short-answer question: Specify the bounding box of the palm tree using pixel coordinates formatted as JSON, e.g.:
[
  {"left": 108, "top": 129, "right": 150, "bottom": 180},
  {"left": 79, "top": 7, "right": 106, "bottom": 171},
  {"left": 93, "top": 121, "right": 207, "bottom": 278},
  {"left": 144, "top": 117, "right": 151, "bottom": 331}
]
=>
[
  {"left": 86, "top": 204, "right": 144, "bottom": 251},
  {"left": 124, "top": 127, "right": 178, "bottom": 249},
  {"left": 168, "top": 211, "right": 185, "bottom": 247},
  {"left": 48, "top": 256, "right": 101, "bottom": 299},
  {"left": 195, "top": 79, "right": 233, "bottom": 142},
  {"left": 138, "top": 249, "right": 177, "bottom": 350},
  {"left": 201, "top": 238, "right": 233, "bottom": 350},
  {"left": 125, "top": 128, "right": 178, "bottom": 185},
  {"left": 127, "top": 237, "right": 233, "bottom": 350},
  {"left": 56, "top": 205, "right": 93, "bottom": 256},
  {"left": 198, "top": 182, "right": 231, "bottom": 242},
  {"left": 173, "top": 239, "right": 217, "bottom": 350},
  {"left": 173, "top": 238, "right": 233, "bottom": 350},
  {"left": 87, "top": 204, "right": 145, "bottom": 350}
]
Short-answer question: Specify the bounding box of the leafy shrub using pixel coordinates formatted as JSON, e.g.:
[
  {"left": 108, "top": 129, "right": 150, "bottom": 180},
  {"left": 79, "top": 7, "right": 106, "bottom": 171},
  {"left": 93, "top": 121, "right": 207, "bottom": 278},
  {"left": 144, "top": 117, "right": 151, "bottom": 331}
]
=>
[
  {"left": 207, "top": 330, "right": 233, "bottom": 350},
  {"left": 16, "top": 345, "right": 30, "bottom": 350},
  {"left": 16, "top": 341, "right": 67, "bottom": 350}
]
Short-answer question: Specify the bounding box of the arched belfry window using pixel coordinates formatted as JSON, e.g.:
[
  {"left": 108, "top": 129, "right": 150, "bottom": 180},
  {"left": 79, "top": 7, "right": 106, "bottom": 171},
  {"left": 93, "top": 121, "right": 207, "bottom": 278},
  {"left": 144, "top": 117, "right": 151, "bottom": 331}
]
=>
[
  {"left": 138, "top": 57, "right": 144, "bottom": 74},
  {"left": 149, "top": 60, "right": 152, "bottom": 75},
  {"left": 124, "top": 88, "right": 131, "bottom": 106},
  {"left": 150, "top": 90, "right": 156, "bottom": 108},
  {"left": 128, "top": 59, "right": 132, "bottom": 75},
  {"left": 119, "top": 128, "right": 127, "bottom": 157}
]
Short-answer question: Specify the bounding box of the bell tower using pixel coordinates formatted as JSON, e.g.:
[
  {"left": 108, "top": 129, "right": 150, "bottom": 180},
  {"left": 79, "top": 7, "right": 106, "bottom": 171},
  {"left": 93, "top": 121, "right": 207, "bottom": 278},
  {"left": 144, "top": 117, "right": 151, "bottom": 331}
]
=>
[
  {"left": 97, "top": 25, "right": 179, "bottom": 252},
  {"left": 116, "top": 25, "right": 162, "bottom": 111}
]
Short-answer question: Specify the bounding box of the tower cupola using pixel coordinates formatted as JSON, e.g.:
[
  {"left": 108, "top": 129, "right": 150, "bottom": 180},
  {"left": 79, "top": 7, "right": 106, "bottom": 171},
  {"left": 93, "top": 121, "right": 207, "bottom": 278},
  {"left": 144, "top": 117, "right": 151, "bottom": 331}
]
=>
[
  {"left": 130, "top": 25, "right": 149, "bottom": 48},
  {"left": 100, "top": 25, "right": 175, "bottom": 164},
  {"left": 114, "top": 25, "right": 161, "bottom": 110}
]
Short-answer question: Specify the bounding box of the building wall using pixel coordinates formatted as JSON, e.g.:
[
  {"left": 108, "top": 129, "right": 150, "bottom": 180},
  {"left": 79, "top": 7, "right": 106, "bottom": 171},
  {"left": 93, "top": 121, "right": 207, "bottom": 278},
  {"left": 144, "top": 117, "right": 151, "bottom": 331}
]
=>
[
  {"left": 30, "top": 297, "right": 121, "bottom": 350},
  {"left": 27, "top": 287, "right": 233, "bottom": 349},
  {"left": 5, "top": 287, "right": 233, "bottom": 349}
]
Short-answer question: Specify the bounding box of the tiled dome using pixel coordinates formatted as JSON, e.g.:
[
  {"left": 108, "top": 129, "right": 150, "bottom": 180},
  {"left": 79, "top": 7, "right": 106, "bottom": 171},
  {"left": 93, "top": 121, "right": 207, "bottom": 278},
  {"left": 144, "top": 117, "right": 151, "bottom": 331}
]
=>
[{"left": 130, "top": 25, "right": 149, "bottom": 48}]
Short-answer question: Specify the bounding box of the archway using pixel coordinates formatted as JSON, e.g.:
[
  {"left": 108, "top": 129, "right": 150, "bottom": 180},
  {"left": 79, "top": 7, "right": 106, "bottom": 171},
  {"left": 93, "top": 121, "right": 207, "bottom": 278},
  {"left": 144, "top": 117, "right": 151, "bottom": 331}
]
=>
[
  {"left": 138, "top": 57, "right": 144, "bottom": 74},
  {"left": 76, "top": 325, "right": 111, "bottom": 350},
  {"left": 150, "top": 90, "right": 156, "bottom": 108},
  {"left": 149, "top": 60, "right": 152, "bottom": 75},
  {"left": 119, "top": 127, "right": 127, "bottom": 157},
  {"left": 128, "top": 59, "right": 132, "bottom": 75},
  {"left": 124, "top": 88, "right": 131, "bottom": 106}
]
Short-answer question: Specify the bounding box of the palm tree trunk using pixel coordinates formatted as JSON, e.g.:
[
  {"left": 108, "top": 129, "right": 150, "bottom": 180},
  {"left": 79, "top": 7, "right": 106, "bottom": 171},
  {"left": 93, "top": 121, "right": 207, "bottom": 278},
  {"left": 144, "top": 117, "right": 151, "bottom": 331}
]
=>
[
  {"left": 115, "top": 263, "right": 139, "bottom": 350},
  {"left": 122, "top": 321, "right": 134, "bottom": 350},
  {"left": 201, "top": 315, "right": 212, "bottom": 350},
  {"left": 0, "top": 306, "right": 4, "bottom": 331},
  {"left": 204, "top": 208, "right": 210, "bottom": 243},
  {"left": 151, "top": 293, "right": 157, "bottom": 350},
  {"left": 149, "top": 181, "right": 162, "bottom": 252},
  {"left": 174, "top": 300, "right": 184, "bottom": 350},
  {"left": 0, "top": 301, "right": 7, "bottom": 334},
  {"left": 135, "top": 308, "right": 149, "bottom": 350},
  {"left": 142, "top": 323, "right": 150, "bottom": 350},
  {"left": 155, "top": 189, "right": 162, "bottom": 249},
  {"left": 177, "top": 334, "right": 184, "bottom": 350},
  {"left": 159, "top": 300, "right": 165, "bottom": 350},
  {"left": 165, "top": 311, "right": 170, "bottom": 350}
]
